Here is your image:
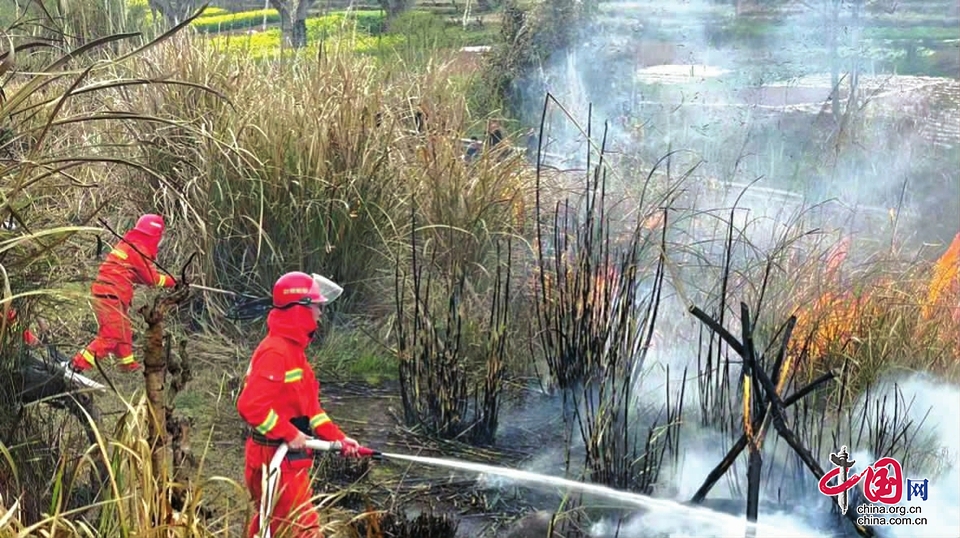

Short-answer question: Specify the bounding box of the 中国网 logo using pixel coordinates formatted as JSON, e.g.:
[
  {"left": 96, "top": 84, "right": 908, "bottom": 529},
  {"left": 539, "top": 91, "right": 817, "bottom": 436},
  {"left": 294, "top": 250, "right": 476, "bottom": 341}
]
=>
[{"left": 818, "top": 445, "right": 930, "bottom": 527}]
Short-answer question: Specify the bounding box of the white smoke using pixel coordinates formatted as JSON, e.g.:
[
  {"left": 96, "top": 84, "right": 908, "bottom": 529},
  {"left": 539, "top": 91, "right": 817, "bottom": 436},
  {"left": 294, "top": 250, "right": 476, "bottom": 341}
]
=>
[
  {"left": 521, "top": 0, "right": 959, "bottom": 246},
  {"left": 483, "top": 3, "right": 958, "bottom": 533},
  {"left": 864, "top": 373, "right": 960, "bottom": 538},
  {"left": 590, "top": 508, "right": 826, "bottom": 538}
]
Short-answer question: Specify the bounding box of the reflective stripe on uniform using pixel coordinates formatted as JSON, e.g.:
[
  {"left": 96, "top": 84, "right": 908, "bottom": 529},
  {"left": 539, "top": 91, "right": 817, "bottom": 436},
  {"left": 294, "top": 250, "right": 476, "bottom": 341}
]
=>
[
  {"left": 110, "top": 248, "right": 128, "bottom": 260},
  {"left": 82, "top": 349, "right": 96, "bottom": 365},
  {"left": 117, "top": 354, "right": 136, "bottom": 365},
  {"left": 284, "top": 368, "right": 303, "bottom": 383},
  {"left": 157, "top": 274, "right": 168, "bottom": 287},
  {"left": 256, "top": 410, "right": 279, "bottom": 435},
  {"left": 310, "top": 413, "right": 330, "bottom": 429}
]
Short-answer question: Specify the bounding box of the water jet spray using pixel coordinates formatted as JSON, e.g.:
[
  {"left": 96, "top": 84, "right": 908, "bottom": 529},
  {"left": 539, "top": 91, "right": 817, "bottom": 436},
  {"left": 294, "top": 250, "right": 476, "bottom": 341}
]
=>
[
  {"left": 256, "top": 439, "right": 822, "bottom": 538},
  {"left": 375, "top": 452, "right": 824, "bottom": 538}
]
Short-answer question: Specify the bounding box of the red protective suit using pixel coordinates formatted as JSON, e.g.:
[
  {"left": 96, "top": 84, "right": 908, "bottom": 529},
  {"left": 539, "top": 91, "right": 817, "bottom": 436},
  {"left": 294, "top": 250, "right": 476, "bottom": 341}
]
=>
[
  {"left": 71, "top": 215, "right": 175, "bottom": 372},
  {"left": 237, "top": 302, "right": 346, "bottom": 538}
]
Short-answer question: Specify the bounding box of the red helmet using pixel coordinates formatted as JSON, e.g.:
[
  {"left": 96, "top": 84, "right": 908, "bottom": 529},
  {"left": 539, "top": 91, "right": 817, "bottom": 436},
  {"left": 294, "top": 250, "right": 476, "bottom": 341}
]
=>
[
  {"left": 272, "top": 271, "right": 323, "bottom": 308},
  {"left": 134, "top": 214, "right": 165, "bottom": 237}
]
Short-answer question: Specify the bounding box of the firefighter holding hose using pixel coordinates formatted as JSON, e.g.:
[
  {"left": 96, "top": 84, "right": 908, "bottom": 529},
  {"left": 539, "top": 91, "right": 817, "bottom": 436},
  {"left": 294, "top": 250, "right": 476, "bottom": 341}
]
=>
[
  {"left": 237, "top": 271, "right": 365, "bottom": 538},
  {"left": 70, "top": 213, "right": 177, "bottom": 373}
]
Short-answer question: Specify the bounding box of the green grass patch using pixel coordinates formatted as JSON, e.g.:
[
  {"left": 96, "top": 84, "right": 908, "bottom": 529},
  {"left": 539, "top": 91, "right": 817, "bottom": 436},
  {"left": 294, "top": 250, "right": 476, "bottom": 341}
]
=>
[
  {"left": 207, "top": 28, "right": 406, "bottom": 61},
  {"left": 173, "top": 388, "right": 207, "bottom": 418},
  {"left": 208, "top": 27, "right": 284, "bottom": 58},
  {"left": 386, "top": 10, "right": 499, "bottom": 48},
  {"left": 314, "top": 326, "right": 397, "bottom": 385},
  {"left": 309, "top": 9, "right": 387, "bottom": 36}
]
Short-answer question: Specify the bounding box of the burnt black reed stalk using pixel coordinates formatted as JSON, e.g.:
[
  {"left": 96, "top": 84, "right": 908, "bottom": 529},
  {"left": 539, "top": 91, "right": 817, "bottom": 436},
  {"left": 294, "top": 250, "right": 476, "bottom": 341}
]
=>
[
  {"left": 351, "top": 511, "right": 459, "bottom": 538},
  {"left": 394, "top": 207, "right": 511, "bottom": 444},
  {"left": 531, "top": 100, "right": 683, "bottom": 496},
  {"left": 695, "top": 177, "right": 785, "bottom": 444},
  {"left": 697, "top": 324, "right": 737, "bottom": 436},
  {"left": 831, "top": 382, "right": 930, "bottom": 475},
  {"left": 470, "top": 239, "right": 512, "bottom": 444}
]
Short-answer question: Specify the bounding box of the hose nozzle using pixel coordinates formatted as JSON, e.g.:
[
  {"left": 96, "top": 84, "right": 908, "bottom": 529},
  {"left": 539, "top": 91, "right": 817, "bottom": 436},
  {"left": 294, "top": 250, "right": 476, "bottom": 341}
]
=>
[
  {"left": 357, "top": 446, "right": 383, "bottom": 460},
  {"left": 303, "top": 439, "right": 381, "bottom": 460}
]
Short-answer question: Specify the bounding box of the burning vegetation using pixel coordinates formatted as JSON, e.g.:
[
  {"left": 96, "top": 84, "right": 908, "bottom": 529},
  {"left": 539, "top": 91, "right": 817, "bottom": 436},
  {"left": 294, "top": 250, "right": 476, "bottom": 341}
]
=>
[
  {"left": 925, "top": 233, "right": 960, "bottom": 352},
  {"left": 790, "top": 232, "right": 960, "bottom": 389}
]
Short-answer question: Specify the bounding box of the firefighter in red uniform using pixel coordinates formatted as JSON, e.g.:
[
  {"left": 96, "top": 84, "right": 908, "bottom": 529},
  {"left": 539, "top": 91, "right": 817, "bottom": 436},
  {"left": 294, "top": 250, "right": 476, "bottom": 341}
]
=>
[
  {"left": 237, "top": 271, "right": 362, "bottom": 538},
  {"left": 70, "top": 213, "right": 176, "bottom": 373}
]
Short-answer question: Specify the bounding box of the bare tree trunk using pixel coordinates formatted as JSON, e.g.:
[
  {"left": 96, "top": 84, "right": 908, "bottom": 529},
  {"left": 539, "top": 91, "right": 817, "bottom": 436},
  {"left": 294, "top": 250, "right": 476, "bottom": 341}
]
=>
[
  {"left": 847, "top": 0, "right": 862, "bottom": 112},
  {"left": 462, "top": 0, "right": 472, "bottom": 29},
  {"left": 140, "top": 300, "right": 169, "bottom": 480},
  {"left": 147, "top": 0, "right": 199, "bottom": 26},
  {"left": 379, "top": 0, "right": 415, "bottom": 20},
  {"left": 270, "top": 0, "right": 313, "bottom": 48},
  {"left": 292, "top": 0, "right": 310, "bottom": 48},
  {"left": 828, "top": 0, "right": 841, "bottom": 122}
]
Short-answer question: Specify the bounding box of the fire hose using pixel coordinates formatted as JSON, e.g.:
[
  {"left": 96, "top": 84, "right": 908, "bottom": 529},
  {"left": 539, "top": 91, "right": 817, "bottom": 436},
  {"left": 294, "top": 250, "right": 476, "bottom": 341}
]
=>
[{"left": 257, "top": 438, "right": 381, "bottom": 538}]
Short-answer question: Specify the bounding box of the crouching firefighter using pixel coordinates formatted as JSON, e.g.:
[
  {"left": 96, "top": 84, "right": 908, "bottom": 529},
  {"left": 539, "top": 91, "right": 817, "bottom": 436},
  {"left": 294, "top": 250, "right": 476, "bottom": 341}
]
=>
[
  {"left": 71, "top": 214, "right": 177, "bottom": 373},
  {"left": 237, "top": 271, "right": 364, "bottom": 538}
]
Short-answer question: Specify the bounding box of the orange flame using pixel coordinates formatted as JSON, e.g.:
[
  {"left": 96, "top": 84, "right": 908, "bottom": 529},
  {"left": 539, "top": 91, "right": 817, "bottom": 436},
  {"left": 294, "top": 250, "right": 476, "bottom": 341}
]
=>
[
  {"left": 794, "top": 232, "right": 960, "bottom": 375},
  {"left": 793, "top": 290, "right": 865, "bottom": 364},
  {"left": 791, "top": 236, "right": 867, "bottom": 372},
  {"left": 924, "top": 233, "right": 960, "bottom": 320},
  {"left": 923, "top": 233, "right": 960, "bottom": 356}
]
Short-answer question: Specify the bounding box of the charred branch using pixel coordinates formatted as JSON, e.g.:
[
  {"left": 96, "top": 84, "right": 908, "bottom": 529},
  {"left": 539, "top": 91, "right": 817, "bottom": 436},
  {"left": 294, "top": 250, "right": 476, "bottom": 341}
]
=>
[
  {"left": 691, "top": 370, "right": 836, "bottom": 503},
  {"left": 740, "top": 303, "right": 763, "bottom": 525},
  {"left": 689, "top": 301, "right": 875, "bottom": 538}
]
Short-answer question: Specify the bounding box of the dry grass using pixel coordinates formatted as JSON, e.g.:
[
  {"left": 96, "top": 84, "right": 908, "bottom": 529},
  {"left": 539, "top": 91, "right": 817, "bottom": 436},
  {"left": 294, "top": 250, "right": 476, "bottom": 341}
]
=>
[{"left": 71, "top": 32, "right": 534, "bottom": 327}]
